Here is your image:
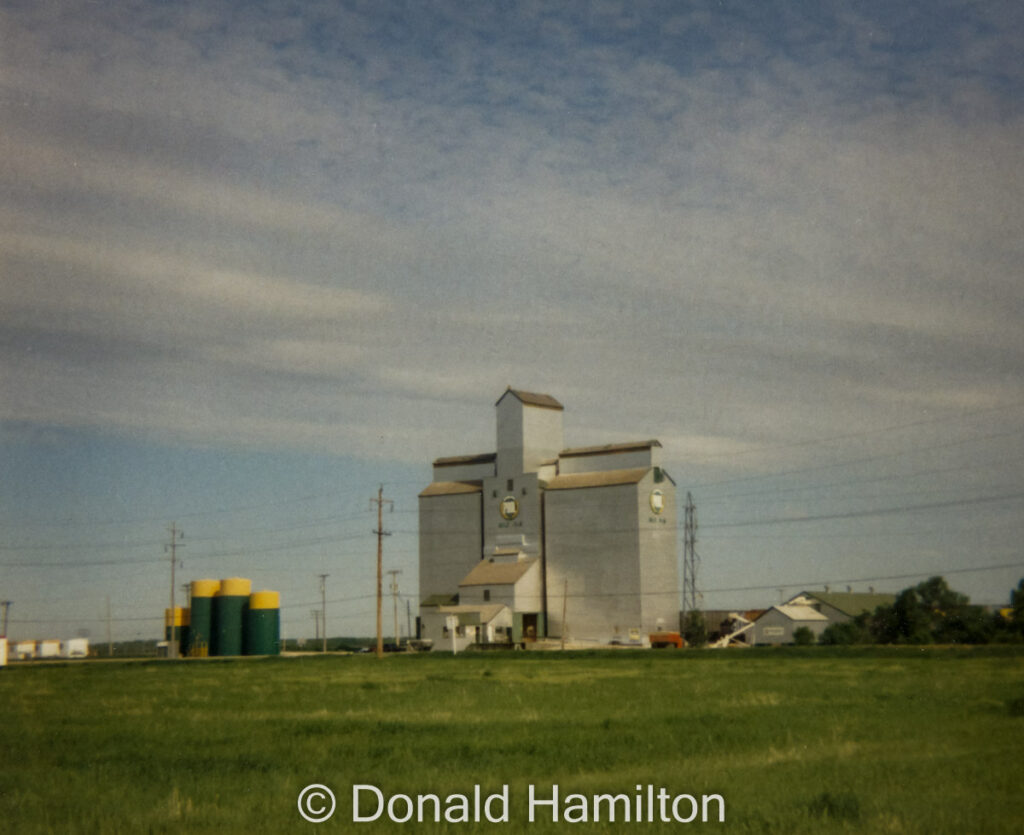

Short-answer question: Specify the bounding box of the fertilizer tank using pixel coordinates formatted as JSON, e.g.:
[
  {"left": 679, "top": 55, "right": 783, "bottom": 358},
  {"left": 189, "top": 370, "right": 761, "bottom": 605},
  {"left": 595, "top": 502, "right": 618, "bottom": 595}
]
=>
[
  {"left": 163, "top": 607, "right": 182, "bottom": 642},
  {"left": 244, "top": 591, "right": 281, "bottom": 656},
  {"left": 213, "top": 577, "right": 251, "bottom": 656},
  {"left": 162, "top": 606, "right": 187, "bottom": 659},
  {"left": 188, "top": 579, "right": 220, "bottom": 657},
  {"left": 164, "top": 607, "right": 188, "bottom": 656}
]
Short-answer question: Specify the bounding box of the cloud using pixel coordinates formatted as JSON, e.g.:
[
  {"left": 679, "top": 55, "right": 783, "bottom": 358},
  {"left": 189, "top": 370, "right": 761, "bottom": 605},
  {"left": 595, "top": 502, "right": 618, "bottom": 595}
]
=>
[{"left": 0, "top": 0, "right": 1021, "bottom": 466}]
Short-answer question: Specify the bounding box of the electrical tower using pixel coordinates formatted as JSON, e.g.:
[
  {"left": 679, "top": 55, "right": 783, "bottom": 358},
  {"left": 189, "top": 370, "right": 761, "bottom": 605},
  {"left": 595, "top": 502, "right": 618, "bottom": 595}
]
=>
[
  {"left": 682, "top": 492, "right": 700, "bottom": 616},
  {"left": 165, "top": 523, "right": 184, "bottom": 659},
  {"left": 370, "top": 487, "right": 393, "bottom": 659}
]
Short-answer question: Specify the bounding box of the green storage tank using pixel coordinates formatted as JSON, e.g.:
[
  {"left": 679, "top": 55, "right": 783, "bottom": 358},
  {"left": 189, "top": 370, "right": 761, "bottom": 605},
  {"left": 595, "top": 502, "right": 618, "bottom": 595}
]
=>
[
  {"left": 213, "top": 577, "right": 251, "bottom": 656},
  {"left": 189, "top": 579, "right": 220, "bottom": 657},
  {"left": 244, "top": 590, "right": 281, "bottom": 656}
]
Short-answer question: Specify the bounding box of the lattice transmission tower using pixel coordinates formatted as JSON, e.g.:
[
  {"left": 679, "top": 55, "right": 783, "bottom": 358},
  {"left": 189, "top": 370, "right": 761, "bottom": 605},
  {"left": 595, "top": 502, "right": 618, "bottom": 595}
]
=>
[{"left": 682, "top": 492, "right": 700, "bottom": 615}]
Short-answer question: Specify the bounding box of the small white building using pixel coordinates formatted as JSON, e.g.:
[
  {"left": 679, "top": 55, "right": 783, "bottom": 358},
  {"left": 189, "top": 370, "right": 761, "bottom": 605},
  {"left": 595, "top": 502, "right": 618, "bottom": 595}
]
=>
[
  {"left": 419, "top": 602, "right": 512, "bottom": 652},
  {"left": 751, "top": 600, "right": 830, "bottom": 645}
]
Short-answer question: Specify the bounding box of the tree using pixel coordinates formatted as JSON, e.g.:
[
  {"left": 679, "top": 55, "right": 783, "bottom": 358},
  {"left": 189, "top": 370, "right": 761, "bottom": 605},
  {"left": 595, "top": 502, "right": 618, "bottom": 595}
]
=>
[
  {"left": 871, "top": 587, "right": 932, "bottom": 644},
  {"left": 870, "top": 576, "right": 988, "bottom": 644},
  {"left": 1012, "top": 579, "right": 1024, "bottom": 632},
  {"left": 934, "top": 603, "right": 995, "bottom": 644}
]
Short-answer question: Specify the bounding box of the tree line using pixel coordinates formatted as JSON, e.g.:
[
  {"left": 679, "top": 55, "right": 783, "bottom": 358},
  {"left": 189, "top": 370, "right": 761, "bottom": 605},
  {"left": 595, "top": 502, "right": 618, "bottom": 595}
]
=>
[{"left": 820, "top": 576, "right": 1024, "bottom": 645}]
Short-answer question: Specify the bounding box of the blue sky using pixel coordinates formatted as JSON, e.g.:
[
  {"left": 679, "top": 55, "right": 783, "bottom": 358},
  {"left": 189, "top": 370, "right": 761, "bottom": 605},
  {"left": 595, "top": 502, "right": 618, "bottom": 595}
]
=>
[{"left": 2, "top": 0, "right": 1022, "bottom": 642}]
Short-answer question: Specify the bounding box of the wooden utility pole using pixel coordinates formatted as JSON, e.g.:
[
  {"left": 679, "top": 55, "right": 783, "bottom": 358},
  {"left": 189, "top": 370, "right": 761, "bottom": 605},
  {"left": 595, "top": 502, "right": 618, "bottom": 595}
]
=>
[
  {"left": 166, "top": 523, "right": 184, "bottom": 659},
  {"left": 370, "top": 487, "right": 393, "bottom": 658},
  {"left": 0, "top": 600, "right": 11, "bottom": 638},
  {"left": 317, "top": 575, "right": 329, "bottom": 653},
  {"left": 105, "top": 596, "right": 113, "bottom": 657}
]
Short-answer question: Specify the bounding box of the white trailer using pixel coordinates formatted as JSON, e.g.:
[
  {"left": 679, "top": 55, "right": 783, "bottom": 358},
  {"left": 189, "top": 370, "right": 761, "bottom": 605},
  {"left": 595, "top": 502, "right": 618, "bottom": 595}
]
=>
[
  {"left": 63, "top": 638, "right": 89, "bottom": 658},
  {"left": 14, "top": 641, "right": 36, "bottom": 660},
  {"left": 38, "top": 640, "right": 61, "bottom": 659}
]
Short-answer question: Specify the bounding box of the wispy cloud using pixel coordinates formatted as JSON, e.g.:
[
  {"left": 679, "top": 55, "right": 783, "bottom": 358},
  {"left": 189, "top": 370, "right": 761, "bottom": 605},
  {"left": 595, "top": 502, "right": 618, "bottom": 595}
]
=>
[{"left": 1, "top": 0, "right": 1021, "bottom": 461}]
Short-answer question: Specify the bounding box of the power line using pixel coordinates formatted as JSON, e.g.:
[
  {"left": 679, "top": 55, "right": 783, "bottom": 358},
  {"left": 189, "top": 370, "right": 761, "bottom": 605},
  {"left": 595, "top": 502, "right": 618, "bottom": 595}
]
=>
[
  {"left": 695, "top": 452, "right": 1024, "bottom": 504},
  {"left": 408, "top": 487, "right": 1024, "bottom": 541},
  {"left": 0, "top": 512, "right": 403, "bottom": 553},
  {"left": 708, "top": 517, "right": 1024, "bottom": 541},
  {"left": 702, "top": 490, "right": 1024, "bottom": 530},
  {"left": 0, "top": 556, "right": 164, "bottom": 568},
  {"left": 687, "top": 399, "right": 1024, "bottom": 463},
  {"left": 4, "top": 485, "right": 384, "bottom": 530},
  {"left": 0, "top": 538, "right": 166, "bottom": 552},
  {"left": 690, "top": 426, "right": 1024, "bottom": 492},
  {"left": 10, "top": 614, "right": 163, "bottom": 624},
  {"left": 700, "top": 560, "right": 1024, "bottom": 596},
  {"left": 280, "top": 593, "right": 377, "bottom": 610}
]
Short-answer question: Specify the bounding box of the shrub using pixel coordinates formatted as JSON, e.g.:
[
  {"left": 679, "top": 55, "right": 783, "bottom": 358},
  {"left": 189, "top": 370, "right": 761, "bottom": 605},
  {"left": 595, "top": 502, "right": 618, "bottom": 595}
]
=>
[
  {"left": 821, "top": 619, "right": 870, "bottom": 645},
  {"left": 792, "top": 626, "right": 816, "bottom": 646},
  {"left": 682, "top": 609, "right": 708, "bottom": 648}
]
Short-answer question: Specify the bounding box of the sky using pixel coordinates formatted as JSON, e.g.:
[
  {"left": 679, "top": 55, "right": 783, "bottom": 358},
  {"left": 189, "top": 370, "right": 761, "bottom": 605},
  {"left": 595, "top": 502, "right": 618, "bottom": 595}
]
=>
[{"left": 2, "top": 0, "right": 1022, "bottom": 644}]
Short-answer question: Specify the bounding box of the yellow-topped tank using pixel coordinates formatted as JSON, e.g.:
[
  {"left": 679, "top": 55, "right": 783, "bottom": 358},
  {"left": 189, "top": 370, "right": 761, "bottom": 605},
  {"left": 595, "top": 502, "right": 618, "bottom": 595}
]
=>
[
  {"left": 212, "top": 577, "right": 251, "bottom": 656},
  {"left": 163, "top": 607, "right": 190, "bottom": 658},
  {"left": 164, "top": 607, "right": 189, "bottom": 655},
  {"left": 188, "top": 579, "right": 220, "bottom": 657},
  {"left": 244, "top": 591, "right": 281, "bottom": 656}
]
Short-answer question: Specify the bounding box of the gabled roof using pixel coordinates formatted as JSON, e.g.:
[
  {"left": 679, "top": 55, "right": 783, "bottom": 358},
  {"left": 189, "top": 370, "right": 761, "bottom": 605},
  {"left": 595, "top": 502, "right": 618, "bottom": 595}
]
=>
[
  {"left": 433, "top": 452, "right": 497, "bottom": 467},
  {"left": 797, "top": 591, "right": 896, "bottom": 617},
  {"left": 435, "top": 604, "right": 508, "bottom": 625},
  {"left": 459, "top": 558, "right": 538, "bottom": 587},
  {"left": 421, "top": 593, "right": 458, "bottom": 607},
  {"left": 496, "top": 387, "right": 564, "bottom": 411},
  {"left": 771, "top": 604, "right": 829, "bottom": 622},
  {"left": 419, "top": 481, "right": 483, "bottom": 498},
  {"left": 560, "top": 440, "right": 661, "bottom": 458},
  {"left": 544, "top": 467, "right": 650, "bottom": 491}
]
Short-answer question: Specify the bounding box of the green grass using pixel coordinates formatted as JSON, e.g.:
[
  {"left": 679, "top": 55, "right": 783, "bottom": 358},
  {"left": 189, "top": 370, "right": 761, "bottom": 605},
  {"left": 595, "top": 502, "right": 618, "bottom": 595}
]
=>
[{"left": 1, "top": 647, "right": 1023, "bottom": 833}]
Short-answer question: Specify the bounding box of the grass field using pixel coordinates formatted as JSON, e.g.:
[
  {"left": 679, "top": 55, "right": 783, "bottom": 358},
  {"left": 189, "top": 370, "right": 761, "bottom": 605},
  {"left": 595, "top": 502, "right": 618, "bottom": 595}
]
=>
[{"left": 2, "top": 647, "right": 1023, "bottom": 833}]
